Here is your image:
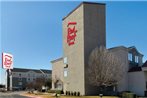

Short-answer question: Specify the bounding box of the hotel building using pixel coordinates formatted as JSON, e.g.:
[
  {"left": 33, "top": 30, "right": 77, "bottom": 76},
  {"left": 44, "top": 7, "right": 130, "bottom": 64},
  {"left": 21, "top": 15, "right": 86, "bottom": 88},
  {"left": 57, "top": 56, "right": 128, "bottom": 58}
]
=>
[{"left": 51, "top": 2, "right": 146, "bottom": 96}]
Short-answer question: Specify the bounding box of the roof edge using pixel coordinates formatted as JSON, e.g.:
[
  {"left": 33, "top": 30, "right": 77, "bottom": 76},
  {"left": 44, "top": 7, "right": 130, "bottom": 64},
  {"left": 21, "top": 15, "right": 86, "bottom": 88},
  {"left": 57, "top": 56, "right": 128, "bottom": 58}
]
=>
[
  {"left": 142, "top": 60, "right": 147, "bottom": 67},
  {"left": 51, "top": 57, "right": 63, "bottom": 63},
  {"left": 128, "top": 46, "right": 144, "bottom": 56},
  {"left": 108, "top": 46, "right": 127, "bottom": 51},
  {"left": 12, "top": 68, "right": 51, "bottom": 71},
  {"left": 62, "top": 2, "right": 105, "bottom": 21}
]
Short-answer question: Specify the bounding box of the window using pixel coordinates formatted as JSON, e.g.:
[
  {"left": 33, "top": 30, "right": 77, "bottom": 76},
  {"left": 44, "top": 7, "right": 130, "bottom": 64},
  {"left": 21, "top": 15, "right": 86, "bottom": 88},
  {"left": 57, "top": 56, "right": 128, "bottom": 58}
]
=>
[
  {"left": 19, "top": 73, "right": 21, "bottom": 77},
  {"left": 19, "top": 78, "right": 22, "bottom": 81},
  {"left": 135, "top": 56, "right": 138, "bottom": 63},
  {"left": 128, "top": 53, "right": 132, "bottom": 61},
  {"left": 64, "top": 69, "right": 68, "bottom": 77},
  {"left": 63, "top": 57, "right": 67, "bottom": 64},
  {"left": 28, "top": 78, "right": 30, "bottom": 81},
  {"left": 18, "top": 82, "right": 22, "bottom": 85}
]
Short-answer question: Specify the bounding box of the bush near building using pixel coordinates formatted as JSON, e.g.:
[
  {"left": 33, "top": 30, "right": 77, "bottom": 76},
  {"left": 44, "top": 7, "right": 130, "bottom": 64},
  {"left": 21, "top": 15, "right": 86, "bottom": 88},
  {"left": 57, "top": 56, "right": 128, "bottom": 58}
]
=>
[
  {"left": 48, "top": 90, "right": 63, "bottom": 94},
  {"left": 26, "top": 77, "right": 51, "bottom": 91}
]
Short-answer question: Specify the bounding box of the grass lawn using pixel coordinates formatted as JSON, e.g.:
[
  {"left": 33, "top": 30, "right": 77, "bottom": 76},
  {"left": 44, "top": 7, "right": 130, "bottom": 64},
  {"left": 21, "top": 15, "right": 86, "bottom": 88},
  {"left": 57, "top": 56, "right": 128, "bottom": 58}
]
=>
[{"left": 22, "top": 93, "right": 119, "bottom": 98}]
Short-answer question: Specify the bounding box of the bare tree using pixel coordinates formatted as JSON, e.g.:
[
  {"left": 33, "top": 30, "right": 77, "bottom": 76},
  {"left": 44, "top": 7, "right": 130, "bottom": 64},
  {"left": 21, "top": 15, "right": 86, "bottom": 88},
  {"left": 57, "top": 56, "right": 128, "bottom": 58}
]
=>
[
  {"left": 88, "top": 46, "right": 124, "bottom": 93},
  {"left": 26, "top": 82, "right": 34, "bottom": 90},
  {"left": 52, "top": 75, "right": 60, "bottom": 84},
  {"left": 26, "top": 77, "right": 47, "bottom": 91},
  {"left": 34, "top": 77, "right": 46, "bottom": 91}
]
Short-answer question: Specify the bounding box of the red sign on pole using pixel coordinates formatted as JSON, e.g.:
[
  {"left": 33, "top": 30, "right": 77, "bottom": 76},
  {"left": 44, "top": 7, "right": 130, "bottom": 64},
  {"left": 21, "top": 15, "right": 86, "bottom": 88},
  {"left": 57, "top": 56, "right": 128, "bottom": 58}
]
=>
[
  {"left": 67, "top": 22, "right": 77, "bottom": 46},
  {"left": 2, "top": 53, "right": 13, "bottom": 69}
]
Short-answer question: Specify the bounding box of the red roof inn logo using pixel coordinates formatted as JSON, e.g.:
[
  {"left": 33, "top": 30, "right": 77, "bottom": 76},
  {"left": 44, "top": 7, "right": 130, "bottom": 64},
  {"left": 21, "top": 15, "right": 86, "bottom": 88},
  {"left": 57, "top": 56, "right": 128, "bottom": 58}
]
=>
[
  {"left": 67, "top": 22, "right": 77, "bottom": 46},
  {"left": 2, "top": 53, "right": 13, "bottom": 69}
]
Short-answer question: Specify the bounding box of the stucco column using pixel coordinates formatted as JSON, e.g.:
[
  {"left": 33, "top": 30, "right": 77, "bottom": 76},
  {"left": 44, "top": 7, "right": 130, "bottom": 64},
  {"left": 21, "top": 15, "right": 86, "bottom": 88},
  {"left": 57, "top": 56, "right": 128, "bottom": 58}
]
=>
[{"left": 52, "top": 82, "right": 55, "bottom": 90}]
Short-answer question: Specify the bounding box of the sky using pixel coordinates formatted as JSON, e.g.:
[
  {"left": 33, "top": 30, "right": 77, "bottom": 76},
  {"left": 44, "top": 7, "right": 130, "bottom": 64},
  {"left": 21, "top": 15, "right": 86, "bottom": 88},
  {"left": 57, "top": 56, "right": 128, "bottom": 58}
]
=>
[{"left": 0, "top": 1, "right": 147, "bottom": 84}]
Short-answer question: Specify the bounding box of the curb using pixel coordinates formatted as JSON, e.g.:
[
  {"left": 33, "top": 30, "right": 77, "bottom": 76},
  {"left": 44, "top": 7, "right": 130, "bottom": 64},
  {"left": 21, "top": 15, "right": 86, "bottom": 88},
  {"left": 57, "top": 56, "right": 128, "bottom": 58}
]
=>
[{"left": 20, "top": 94, "right": 42, "bottom": 98}]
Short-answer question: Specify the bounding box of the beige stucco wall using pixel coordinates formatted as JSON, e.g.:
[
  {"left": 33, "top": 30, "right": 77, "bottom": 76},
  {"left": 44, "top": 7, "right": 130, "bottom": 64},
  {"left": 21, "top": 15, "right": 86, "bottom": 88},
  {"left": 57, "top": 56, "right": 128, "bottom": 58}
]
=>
[
  {"left": 109, "top": 46, "right": 129, "bottom": 92},
  {"left": 128, "top": 71, "right": 146, "bottom": 96},
  {"left": 52, "top": 2, "right": 145, "bottom": 96},
  {"left": 63, "top": 4, "right": 85, "bottom": 95},
  {"left": 51, "top": 58, "right": 64, "bottom": 90},
  {"left": 62, "top": 3, "right": 106, "bottom": 95}
]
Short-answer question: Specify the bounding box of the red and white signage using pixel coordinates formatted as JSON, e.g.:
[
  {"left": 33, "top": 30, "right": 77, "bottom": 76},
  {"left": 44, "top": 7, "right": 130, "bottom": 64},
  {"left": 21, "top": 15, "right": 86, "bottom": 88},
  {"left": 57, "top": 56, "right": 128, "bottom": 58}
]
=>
[
  {"left": 67, "top": 22, "right": 77, "bottom": 46},
  {"left": 2, "top": 53, "right": 13, "bottom": 69}
]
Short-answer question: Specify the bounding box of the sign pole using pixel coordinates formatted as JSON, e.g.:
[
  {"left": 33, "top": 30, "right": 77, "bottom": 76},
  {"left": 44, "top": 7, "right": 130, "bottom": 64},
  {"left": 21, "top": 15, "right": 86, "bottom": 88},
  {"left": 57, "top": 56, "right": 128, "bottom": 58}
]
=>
[{"left": 7, "top": 69, "right": 10, "bottom": 91}]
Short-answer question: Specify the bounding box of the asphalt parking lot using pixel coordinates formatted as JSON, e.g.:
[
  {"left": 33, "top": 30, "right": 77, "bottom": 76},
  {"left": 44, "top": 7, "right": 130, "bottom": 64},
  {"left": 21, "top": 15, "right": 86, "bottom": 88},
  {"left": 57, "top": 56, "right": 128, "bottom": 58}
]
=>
[{"left": 0, "top": 91, "right": 30, "bottom": 98}]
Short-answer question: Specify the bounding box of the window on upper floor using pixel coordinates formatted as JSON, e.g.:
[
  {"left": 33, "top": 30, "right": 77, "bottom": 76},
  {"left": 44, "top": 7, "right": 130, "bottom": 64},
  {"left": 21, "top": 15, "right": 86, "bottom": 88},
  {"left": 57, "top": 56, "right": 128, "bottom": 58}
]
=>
[
  {"left": 63, "top": 57, "right": 67, "bottom": 64},
  {"left": 28, "top": 78, "right": 30, "bottom": 81},
  {"left": 128, "top": 53, "right": 132, "bottom": 61},
  {"left": 135, "top": 55, "right": 139, "bottom": 63},
  {"left": 64, "top": 68, "right": 68, "bottom": 77},
  {"left": 19, "top": 78, "right": 22, "bottom": 81},
  {"left": 18, "top": 82, "right": 22, "bottom": 85},
  {"left": 64, "top": 70, "right": 68, "bottom": 77},
  {"left": 19, "top": 74, "right": 21, "bottom": 77}
]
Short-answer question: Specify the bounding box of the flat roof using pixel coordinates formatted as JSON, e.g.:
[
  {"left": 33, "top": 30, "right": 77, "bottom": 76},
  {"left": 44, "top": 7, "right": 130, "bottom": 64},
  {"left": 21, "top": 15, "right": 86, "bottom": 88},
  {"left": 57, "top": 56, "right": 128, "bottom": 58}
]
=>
[
  {"left": 12, "top": 68, "right": 51, "bottom": 74},
  {"left": 62, "top": 2, "right": 105, "bottom": 21},
  {"left": 51, "top": 57, "right": 63, "bottom": 63},
  {"left": 108, "top": 46, "right": 127, "bottom": 51}
]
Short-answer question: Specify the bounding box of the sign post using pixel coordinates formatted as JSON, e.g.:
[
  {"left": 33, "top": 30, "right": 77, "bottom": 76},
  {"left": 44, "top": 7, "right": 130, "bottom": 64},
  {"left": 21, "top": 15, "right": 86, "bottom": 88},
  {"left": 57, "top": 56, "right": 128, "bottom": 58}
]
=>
[{"left": 2, "top": 53, "right": 13, "bottom": 91}]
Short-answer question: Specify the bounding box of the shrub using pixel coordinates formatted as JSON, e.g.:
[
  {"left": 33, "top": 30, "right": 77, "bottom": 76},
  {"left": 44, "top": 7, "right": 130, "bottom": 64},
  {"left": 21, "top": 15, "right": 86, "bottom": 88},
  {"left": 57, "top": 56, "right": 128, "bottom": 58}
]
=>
[
  {"left": 77, "top": 92, "right": 80, "bottom": 96},
  {"left": 65, "top": 91, "right": 68, "bottom": 95},
  {"left": 118, "top": 91, "right": 131, "bottom": 97},
  {"left": 66, "top": 91, "right": 68, "bottom": 95},
  {"left": 68, "top": 91, "right": 70, "bottom": 95},
  {"left": 48, "top": 90, "right": 63, "bottom": 94},
  {"left": 56, "top": 90, "right": 62, "bottom": 94},
  {"left": 70, "top": 91, "right": 73, "bottom": 96},
  {"left": 74, "top": 91, "right": 76, "bottom": 96},
  {"left": 122, "top": 92, "right": 136, "bottom": 98},
  {"left": 48, "top": 90, "right": 55, "bottom": 93}
]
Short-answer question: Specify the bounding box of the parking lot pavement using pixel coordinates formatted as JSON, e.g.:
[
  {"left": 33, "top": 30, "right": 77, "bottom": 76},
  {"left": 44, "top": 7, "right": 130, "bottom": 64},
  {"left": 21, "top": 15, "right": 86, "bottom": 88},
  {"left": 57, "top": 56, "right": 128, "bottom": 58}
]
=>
[
  {"left": 0, "top": 94, "right": 30, "bottom": 98},
  {"left": 0, "top": 91, "right": 29, "bottom": 98}
]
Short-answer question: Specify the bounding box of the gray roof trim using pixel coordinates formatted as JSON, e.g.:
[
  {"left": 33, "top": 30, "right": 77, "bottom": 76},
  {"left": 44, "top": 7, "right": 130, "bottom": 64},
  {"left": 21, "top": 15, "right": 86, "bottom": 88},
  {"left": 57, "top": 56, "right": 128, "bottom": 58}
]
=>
[
  {"left": 12, "top": 68, "right": 51, "bottom": 74},
  {"left": 40, "top": 69, "right": 52, "bottom": 74},
  {"left": 108, "top": 46, "right": 128, "bottom": 51},
  {"left": 51, "top": 57, "right": 63, "bottom": 63},
  {"left": 109, "top": 46, "right": 143, "bottom": 56},
  {"left": 62, "top": 2, "right": 105, "bottom": 21},
  {"left": 128, "top": 46, "right": 143, "bottom": 56}
]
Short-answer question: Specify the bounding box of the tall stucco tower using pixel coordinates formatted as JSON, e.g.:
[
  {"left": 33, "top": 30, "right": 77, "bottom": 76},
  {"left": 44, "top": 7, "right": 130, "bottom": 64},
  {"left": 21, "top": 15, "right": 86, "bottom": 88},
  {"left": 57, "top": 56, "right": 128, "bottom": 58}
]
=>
[{"left": 62, "top": 2, "right": 106, "bottom": 95}]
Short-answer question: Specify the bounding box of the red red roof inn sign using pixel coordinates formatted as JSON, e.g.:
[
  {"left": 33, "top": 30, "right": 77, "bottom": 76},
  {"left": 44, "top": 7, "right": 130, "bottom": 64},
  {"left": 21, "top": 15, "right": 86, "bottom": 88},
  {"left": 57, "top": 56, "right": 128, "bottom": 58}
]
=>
[
  {"left": 67, "top": 22, "right": 77, "bottom": 46},
  {"left": 2, "top": 53, "right": 13, "bottom": 69}
]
